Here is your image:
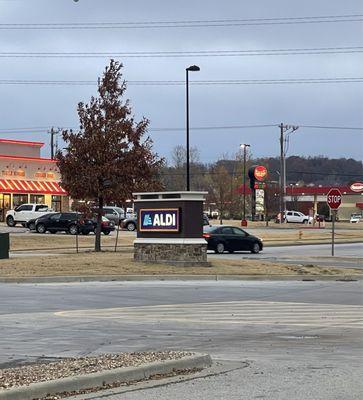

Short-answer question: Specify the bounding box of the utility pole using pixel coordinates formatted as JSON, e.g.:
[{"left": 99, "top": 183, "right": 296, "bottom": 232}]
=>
[
  {"left": 49, "top": 127, "right": 61, "bottom": 159},
  {"left": 240, "top": 143, "right": 250, "bottom": 226},
  {"left": 50, "top": 127, "right": 55, "bottom": 160},
  {"left": 279, "top": 123, "right": 284, "bottom": 224},
  {"left": 279, "top": 123, "right": 299, "bottom": 223}
]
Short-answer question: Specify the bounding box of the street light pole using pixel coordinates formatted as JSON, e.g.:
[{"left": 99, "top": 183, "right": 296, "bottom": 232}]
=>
[
  {"left": 185, "top": 65, "right": 200, "bottom": 191},
  {"left": 240, "top": 144, "right": 250, "bottom": 225}
]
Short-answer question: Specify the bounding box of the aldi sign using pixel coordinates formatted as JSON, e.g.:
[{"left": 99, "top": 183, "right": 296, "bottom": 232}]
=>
[{"left": 139, "top": 208, "right": 180, "bottom": 232}]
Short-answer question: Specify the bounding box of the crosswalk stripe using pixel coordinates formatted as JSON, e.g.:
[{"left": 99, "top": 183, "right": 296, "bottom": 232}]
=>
[{"left": 55, "top": 300, "right": 363, "bottom": 329}]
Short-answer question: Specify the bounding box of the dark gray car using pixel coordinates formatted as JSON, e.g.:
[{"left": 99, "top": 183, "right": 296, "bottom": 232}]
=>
[{"left": 102, "top": 206, "right": 126, "bottom": 226}]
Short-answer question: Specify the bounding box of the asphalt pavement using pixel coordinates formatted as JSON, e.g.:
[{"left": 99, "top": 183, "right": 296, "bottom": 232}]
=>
[
  {"left": 0, "top": 280, "right": 362, "bottom": 399},
  {"left": 209, "top": 242, "right": 363, "bottom": 268}
]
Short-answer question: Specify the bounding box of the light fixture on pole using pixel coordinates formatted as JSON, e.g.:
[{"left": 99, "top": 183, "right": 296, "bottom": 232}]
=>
[
  {"left": 240, "top": 143, "right": 250, "bottom": 226},
  {"left": 185, "top": 65, "right": 200, "bottom": 191}
]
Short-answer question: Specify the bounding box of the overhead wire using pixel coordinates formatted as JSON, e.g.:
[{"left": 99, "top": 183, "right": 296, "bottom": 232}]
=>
[
  {"left": 1, "top": 14, "right": 363, "bottom": 29},
  {"left": 1, "top": 77, "right": 362, "bottom": 86},
  {"left": 0, "top": 46, "right": 362, "bottom": 58},
  {"left": 160, "top": 170, "right": 363, "bottom": 177},
  {"left": 0, "top": 124, "right": 362, "bottom": 134}
]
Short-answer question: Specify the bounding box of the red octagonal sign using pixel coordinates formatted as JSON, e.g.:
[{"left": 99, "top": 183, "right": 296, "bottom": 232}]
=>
[{"left": 327, "top": 188, "right": 342, "bottom": 210}]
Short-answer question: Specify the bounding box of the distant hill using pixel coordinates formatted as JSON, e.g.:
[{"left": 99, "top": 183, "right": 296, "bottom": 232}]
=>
[{"left": 254, "top": 156, "right": 363, "bottom": 185}]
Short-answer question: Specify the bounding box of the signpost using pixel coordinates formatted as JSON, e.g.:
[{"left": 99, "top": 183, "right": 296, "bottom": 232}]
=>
[{"left": 327, "top": 188, "right": 342, "bottom": 256}]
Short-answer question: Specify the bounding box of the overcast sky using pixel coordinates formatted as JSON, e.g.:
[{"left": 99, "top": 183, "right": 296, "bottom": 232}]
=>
[{"left": 0, "top": 0, "right": 362, "bottom": 163}]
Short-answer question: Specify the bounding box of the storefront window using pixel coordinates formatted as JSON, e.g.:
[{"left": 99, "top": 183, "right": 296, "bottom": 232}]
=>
[
  {"left": 30, "top": 194, "right": 45, "bottom": 204},
  {"left": 52, "top": 195, "right": 62, "bottom": 212},
  {"left": 0, "top": 194, "right": 11, "bottom": 222},
  {"left": 12, "top": 194, "right": 29, "bottom": 207}
]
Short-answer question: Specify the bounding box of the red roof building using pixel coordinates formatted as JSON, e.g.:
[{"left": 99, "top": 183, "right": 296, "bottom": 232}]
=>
[{"left": 0, "top": 138, "right": 69, "bottom": 221}]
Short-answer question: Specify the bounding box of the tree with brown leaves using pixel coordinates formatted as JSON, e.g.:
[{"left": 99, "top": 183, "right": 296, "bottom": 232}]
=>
[{"left": 57, "top": 60, "right": 163, "bottom": 251}]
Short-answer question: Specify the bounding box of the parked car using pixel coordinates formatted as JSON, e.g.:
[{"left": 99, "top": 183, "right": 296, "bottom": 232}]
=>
[
  {"left": 276, "top": 211, "right": 313, "bottom": 224},
  {"left": 27, "top": 213, "right": 53, "bottom": 231},
  {"left": 102, "top": 206, "right": 124, "bottom": 225},
  {"left": 203, "top": 225, "right": 263, "bottom": 254},
  {"left": 6, "top": 203, "right": 54, "bottom": 227},
  {"left": 350, "top": 213, "right": 362, "bottom": 223},
  {"left": 92, "top": 216, "right": 116, "bottom": 235},
  {"left": 121, "top": 216, "right": 137, "bottom": 231},
  {"left": 34, "top": 212, "right": 94, "bottom": 235},
  {"left": 121, "top": 213, "right": 210, "bottom": 231},
  {"left": 102, "top": 206, "right": 134, "bottom": 225}
]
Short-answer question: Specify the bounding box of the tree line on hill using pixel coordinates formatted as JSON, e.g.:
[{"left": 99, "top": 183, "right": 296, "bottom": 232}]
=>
[{"left": 159, "top": 146, "right": 363, "bottom": 220}]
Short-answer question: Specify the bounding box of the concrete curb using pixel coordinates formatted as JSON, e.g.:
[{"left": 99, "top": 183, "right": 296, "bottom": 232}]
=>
[
  {"left": 0, "top": 353, "right": 212, "bottom": 400},
  {"left": 0, "top": 274, "right": 361, "bottom": 284}
]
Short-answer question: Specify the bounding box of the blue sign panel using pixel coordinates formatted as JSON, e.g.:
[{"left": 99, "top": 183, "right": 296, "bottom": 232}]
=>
[{"left": 139, "top": 208, "right": 180, "bottom": 232}]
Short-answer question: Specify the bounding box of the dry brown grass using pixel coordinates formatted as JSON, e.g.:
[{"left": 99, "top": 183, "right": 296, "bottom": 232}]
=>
[
  {"left": 9, "top": 233, "right": 134, "bottom": 251},
  {"left": 0, "top": 252, "right": 361, "bottom": 278}
]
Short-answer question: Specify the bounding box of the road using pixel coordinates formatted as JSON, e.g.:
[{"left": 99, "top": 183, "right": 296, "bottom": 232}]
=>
[
  {"left": 209, "top": 242, "right": 363, "bottom": 268},
  {"left": 0, "top": 280, "right": 362, "bottom": 399}
]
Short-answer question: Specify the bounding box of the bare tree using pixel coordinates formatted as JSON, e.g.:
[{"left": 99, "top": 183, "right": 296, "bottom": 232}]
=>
[{"left": 207, "top": 164, "right": 232, "bottom": 224}]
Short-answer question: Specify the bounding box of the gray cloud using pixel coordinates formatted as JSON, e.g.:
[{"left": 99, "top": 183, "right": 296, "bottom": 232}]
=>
[{"left": 0, "top": 0, "right": 362, "bottom": 162}]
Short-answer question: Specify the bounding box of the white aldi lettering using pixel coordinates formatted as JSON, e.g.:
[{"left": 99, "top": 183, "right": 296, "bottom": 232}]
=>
[
  {"left": 139, "top": 209, "right": 180, "bottom": 232},
  {"left": 153, "top": 213, "right": 176, "bottom": 227}
]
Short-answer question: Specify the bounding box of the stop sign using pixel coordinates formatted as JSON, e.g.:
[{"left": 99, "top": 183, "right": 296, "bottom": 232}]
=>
[{"left": 327, "top": 188, "right": 342, "bottom": 210}]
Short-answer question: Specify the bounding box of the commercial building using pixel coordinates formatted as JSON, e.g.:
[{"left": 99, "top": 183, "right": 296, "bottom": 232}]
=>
[
  {"left": 0, "top": 138, "right": 69, "bottom": 221},
  {"left": 285, "top": 185, "right": 363, "bottom": 220}
]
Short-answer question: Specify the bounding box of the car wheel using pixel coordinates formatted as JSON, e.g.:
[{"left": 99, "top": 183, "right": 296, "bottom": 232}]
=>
[
  {"left": 81, "top": 231, "right": 90, "bottom": 235},
  {"left": 69, "top": 225, "right": 78, "bottom": 235},
  {"left": 103, "top": 231, "right": 110, "bottom": 235},
  {"left": 6, "top": 216, "right": 16, "bottom": 227},
  {"left": 251, "top": 242, "right": 261, "bottom": 254},
  {"left": 36, "top": 223, "right": 46, "bottom": 234},
  {"left": 28, "top": 222, "right": 36, "bottom": 231},
  {"left": 126, "top": 222, "right": 136, "bottom": 231},
  {"left": 50, "top": 231, "right": 57, "bottom": 234},
  {"left": 215, "top": 242, "right": 225, "bottom": 254}
]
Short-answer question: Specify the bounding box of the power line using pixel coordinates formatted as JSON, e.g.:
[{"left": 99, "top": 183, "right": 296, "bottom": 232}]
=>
[
  {"left": 160, "top": 170, "right": 362, "bottom": 177},
  {"left": 1, "top": 14, "right": 363, "bottom": 29},
  {"left": 0, "top": 126, "right": 51, "bottom": 133},
  {"left": 150, "top": 124, "right": 277, "bottom": 131},
  {"left": 150, "top": 125, "right": 363, "bottom": 132},
  {"left": 298, "top": 124, "right": 363, "bottom": 130},
  {"left": 1, "top": 77, "right": 362, "bottom": 86},
  {"left": 0, "top": 46, "right": 362, "bottom": 58},
  {"left": 0, "top": 124, "right": 362, "bottom": 134}
]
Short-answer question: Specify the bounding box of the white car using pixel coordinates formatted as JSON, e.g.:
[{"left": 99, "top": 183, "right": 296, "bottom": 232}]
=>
[
  {"left": 6, "top": 203, "right": 54, "bottom": 227},
  {"left": 284, "top": 211, "right": 313, "bottom": 224},
  {"left": 350, "top": 213, "right": 361, "bottom": 223}
]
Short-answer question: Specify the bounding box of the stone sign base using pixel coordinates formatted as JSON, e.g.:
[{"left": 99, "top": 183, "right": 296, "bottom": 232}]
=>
[{"left": 134, "top": 239, "right": 209, "bottom": 267}]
